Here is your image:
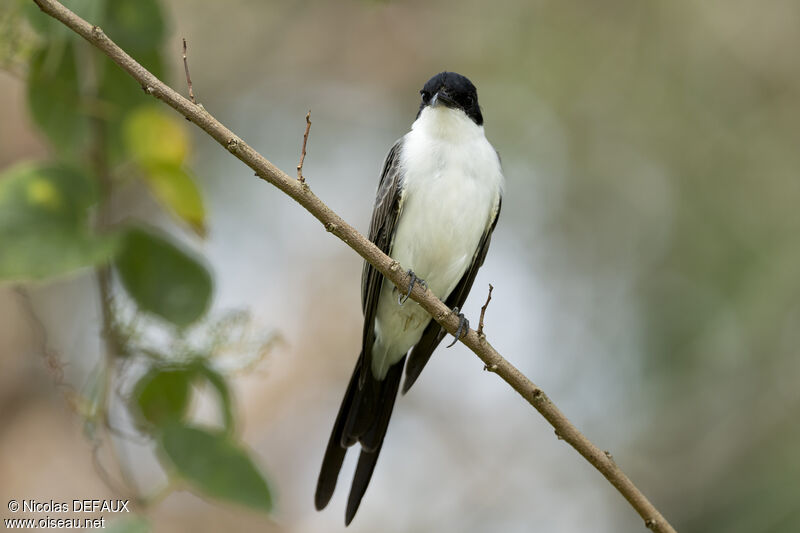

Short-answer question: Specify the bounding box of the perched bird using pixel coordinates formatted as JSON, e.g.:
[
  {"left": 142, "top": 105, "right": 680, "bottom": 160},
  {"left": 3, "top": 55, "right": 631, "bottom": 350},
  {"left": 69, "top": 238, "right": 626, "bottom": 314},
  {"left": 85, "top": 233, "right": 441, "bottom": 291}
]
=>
[{"left": 315, "top": 71, "right": 504, "bottom": 525}]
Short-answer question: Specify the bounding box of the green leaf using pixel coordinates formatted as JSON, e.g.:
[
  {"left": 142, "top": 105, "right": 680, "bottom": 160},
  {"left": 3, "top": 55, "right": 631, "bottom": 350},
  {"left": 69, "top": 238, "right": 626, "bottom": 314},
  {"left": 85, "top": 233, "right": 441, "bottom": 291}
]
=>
[
  {"left": 134, "top": 368, "right": 193, "bottom": 427},
  {"left": 159, "top": 424, "right": 272, "bottom": 512},
  {"left": 132, "top": 359, "right": 234, "bottom": 432},
  {"left": 27, "top": 42, "right": 88, "bottom": 154},
  {"left": 115, "top": 227, "right": 212, "bottom": 327},
  {"left": 0, "top": 163, "right": 119, "bottom": 282},
  {"left": 103, "top": 516, "right": 150, "bottom": 533}
]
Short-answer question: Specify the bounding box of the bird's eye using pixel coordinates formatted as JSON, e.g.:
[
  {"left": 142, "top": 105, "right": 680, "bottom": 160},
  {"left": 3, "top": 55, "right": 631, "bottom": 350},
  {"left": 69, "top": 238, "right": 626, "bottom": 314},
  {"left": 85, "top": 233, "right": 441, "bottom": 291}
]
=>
[{"left": 420, "top": 90, "right": 430, "bottom": 101}]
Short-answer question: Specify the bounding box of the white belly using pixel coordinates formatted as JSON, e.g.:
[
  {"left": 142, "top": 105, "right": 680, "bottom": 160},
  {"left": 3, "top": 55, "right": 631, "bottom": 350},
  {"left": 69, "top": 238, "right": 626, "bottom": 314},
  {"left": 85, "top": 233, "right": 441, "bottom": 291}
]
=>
[{"left": 370, "top": 106, "right": 503, "bottom": 378}]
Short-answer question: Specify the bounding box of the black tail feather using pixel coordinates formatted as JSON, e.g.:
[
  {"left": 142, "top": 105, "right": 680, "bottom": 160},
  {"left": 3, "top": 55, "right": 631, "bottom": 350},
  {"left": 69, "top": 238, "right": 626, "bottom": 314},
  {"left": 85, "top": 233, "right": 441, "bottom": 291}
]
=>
[
  {"left": 346, "top": 357, "right": 404, "bottom": 524},
  {"left": 360, "top": 360, "right": 403, "bottom": 452},
  {"left": 341, "top": 367, "right": 379, "bottom": 446},
  {"left": 315, "top": 354, "right": 361, "bottom": 510},
  {"left": 345, "top": 450, "right": 380, "bottom": 525},
  {"left": 316, "top": 354, "right": 406, "bottom": 525}
]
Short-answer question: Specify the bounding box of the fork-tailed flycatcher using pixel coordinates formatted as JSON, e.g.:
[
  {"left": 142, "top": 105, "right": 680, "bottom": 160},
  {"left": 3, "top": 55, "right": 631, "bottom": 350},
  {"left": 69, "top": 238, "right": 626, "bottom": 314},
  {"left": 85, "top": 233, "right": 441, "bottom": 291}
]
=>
[{"left": 315, "top": 71, "right": 504, "bottom": 525}]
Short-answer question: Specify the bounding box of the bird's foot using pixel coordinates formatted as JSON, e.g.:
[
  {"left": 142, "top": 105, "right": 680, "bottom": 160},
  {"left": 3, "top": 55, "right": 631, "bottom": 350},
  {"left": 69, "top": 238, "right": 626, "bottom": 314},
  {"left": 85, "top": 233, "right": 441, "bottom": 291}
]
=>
[
  {"left": 446, "top": 307, "right": 469, "bottom": 348},
  {"left": 398, "top": 269, "right": 427, "bottom": 305}
]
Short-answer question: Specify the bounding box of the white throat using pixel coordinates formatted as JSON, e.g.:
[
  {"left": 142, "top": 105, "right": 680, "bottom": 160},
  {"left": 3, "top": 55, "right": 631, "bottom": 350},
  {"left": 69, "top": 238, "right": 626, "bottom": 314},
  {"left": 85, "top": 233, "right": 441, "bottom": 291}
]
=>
[{"left": 411, "top": 105, "right": 483, "bottom": 143}]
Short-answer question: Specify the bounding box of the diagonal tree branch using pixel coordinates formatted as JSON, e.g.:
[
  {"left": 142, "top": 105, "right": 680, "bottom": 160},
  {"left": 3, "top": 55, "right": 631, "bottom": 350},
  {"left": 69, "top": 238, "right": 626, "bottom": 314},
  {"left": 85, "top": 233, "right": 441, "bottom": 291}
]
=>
[{"left": 29, "top": 1, "right": 677, "bottom": 531}]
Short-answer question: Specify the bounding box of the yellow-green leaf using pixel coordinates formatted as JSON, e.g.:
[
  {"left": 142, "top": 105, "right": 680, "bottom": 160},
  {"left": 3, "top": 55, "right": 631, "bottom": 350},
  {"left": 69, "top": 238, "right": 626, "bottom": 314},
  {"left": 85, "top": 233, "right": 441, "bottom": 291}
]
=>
[
  {"left": 124, "top": 107, "right": 189, "bottom": 166},
  {"left": 141, "top": 163, "right": 206, "bottom": 236}
]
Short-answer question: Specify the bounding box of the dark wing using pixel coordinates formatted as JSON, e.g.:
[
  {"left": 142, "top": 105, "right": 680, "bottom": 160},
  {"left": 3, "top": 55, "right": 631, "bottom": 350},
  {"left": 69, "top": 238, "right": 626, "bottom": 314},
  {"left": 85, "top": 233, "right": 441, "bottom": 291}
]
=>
[
  {"left": 402, "top": 197, "right": 502, "bottom": 394},
  {"left": 359, "top": 139, "right": 405, "bottom": 383}
]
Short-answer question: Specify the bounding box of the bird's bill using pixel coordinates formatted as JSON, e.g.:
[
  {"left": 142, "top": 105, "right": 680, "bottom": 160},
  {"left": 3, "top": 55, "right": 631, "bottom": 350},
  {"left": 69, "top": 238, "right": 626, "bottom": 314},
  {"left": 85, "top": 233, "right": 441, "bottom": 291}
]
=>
[{"left": 430, "top": 90, "right": 457, "bottom": 109}]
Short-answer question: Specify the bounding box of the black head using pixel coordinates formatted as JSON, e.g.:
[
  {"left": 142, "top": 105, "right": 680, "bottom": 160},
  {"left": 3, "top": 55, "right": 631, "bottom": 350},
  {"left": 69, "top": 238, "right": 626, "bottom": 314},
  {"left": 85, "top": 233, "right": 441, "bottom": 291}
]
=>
[{"left": 418, "top": 71, "right": 483, "bottom": 126}]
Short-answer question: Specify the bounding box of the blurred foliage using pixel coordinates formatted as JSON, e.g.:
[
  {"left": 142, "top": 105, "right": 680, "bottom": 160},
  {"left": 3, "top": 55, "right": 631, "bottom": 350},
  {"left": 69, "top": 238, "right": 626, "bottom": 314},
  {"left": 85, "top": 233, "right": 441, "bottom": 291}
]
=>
[
  {"left": 0, "top": 2, "right": 37, "bottom": 74},
  {"left": 134, "top": 367, "right": 195, "bottom": 427},
  {"left": 0, "top": 0, "right": 273, "bottom": 526},
  {"left": 27, "top": 41, "right": 88, "bottom": 155},
  {"left": 123, "top": 107, "right": 206, "bottom": 234},
  {"left": 159, "top": 423, "right": 273, "bottom": 512},
  {"left": 133, "top": 360, "right": 234, "bottom": 432},
  {"left": 0, "top": 162, "right": 119, "bottom": 280},
  {"left": 115, "top": 227, "right": 212, "bottom": 327}
]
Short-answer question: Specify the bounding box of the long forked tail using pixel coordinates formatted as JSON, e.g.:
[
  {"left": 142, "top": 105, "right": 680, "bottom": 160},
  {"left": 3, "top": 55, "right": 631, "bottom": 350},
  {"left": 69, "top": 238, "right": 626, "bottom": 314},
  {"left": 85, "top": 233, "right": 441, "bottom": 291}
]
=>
[{"left": 315, "top": 354, "right": 406, "bottom": 525}]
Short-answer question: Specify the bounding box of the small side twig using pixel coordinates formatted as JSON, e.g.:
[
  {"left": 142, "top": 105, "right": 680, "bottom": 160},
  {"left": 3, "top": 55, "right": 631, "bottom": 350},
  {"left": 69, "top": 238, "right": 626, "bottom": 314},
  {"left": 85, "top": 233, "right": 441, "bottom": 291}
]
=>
[
  {"left": 297, "top": 110, "right": 311, "bottom": 183},
  {"left": 182, "top": 38, "right": 196, "bottom": 104},
  {"left": 477, "top": 283, "right": 494, "bottom": 337}
]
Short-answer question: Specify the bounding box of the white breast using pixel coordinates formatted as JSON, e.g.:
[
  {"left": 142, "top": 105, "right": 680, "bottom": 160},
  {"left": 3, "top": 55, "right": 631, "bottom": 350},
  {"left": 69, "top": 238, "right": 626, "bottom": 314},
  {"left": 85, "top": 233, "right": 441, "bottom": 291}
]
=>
[{"left": 371, "top": 105, "right": 503, "bottom": 378}]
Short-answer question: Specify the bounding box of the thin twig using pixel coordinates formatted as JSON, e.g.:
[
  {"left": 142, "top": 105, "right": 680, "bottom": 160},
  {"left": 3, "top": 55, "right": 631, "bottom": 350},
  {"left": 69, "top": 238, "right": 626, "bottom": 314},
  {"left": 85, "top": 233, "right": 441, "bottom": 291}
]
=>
[
  {"left": 29, "top": 2, "right": 677, "bottom": 531},
  {"left": 477, "top": 283, "right": 493, "bottom": 338},
  {"left": 297, "top": 110, "right": 311, "bottom": 183},
  {"left": 14, "top": 287, "right": 75, "bottom": 396},
  {"left": 182, "top": 37, "right": 196, "bottom": 104}
]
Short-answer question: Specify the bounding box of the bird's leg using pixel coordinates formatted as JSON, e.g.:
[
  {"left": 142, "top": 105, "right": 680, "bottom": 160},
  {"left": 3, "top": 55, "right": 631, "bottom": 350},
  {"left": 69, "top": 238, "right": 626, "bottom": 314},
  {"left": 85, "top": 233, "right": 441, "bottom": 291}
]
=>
[
  {"left": 398, "top": 269, "right": 427, "bottom": 305},
  {"left": 446, "top": 307, "right": 469, "bottom": 348}
]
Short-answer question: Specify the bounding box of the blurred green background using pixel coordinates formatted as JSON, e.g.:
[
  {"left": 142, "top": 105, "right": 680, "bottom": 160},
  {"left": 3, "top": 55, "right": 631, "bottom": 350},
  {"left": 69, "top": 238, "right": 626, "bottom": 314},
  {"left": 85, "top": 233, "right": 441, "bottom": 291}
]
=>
[{"left": 1, "top": 0, "right": 799, "bottom": 531}]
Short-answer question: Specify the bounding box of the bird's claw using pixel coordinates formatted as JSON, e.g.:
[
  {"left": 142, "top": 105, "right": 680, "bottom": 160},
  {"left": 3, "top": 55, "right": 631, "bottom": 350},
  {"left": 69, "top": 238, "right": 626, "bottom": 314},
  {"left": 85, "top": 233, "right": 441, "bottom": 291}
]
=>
[
  {"left": 446, "top": 307, "right": 469, "bottom": 348},
  {"left": 398, "top": 270, "right": 427, "bottom": 305}
]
